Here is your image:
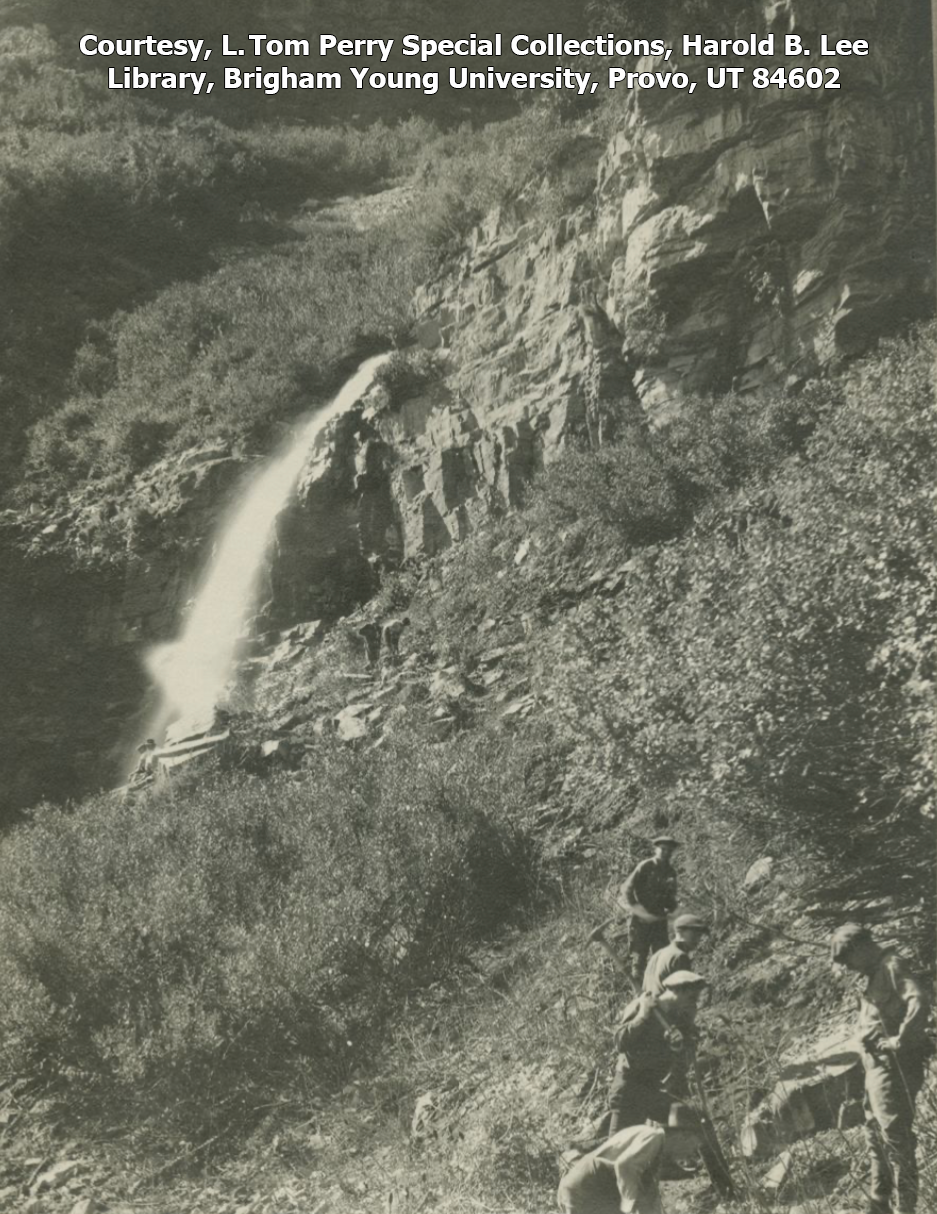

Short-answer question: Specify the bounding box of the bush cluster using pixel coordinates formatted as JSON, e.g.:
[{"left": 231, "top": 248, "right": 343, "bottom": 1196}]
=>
[
  {"left": 0, "top": 730, "right": 534, "bottom": 1135},
  {"left": 553, "top": 329, "right": 935, "bottom": 829},
  {"left": 416, "top": 327, "right": 936, "bottom": 872},
  {"left": 2, "top": 24, "right": 591, "bottom": 500},
  {"left": 23, "top": 222, "right": 418, "bottom": 486}
]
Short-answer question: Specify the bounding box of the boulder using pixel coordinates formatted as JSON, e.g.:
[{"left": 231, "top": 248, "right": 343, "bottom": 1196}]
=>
[
  {"left": 429, "top": 668, "right": 474, "bottom": 705},
  {"left": 411, "top": 1092, "right": 438, "bottom": 1139},
  {"left": 281, "top": 619, "right": 325, "bottom": 646},
  {"left": 761, "top": 1148, "right": 795, "bottom": 1195},
  {"left": 334, "top": 708, "right": 369, "bottom": 743},
  {"left": 744, "top": 857, "right": 775, "bottom": 893},
  {"left": 69, "top": 1200, "right": 99, "bottom": 1214},
  {"left": 741, "top": 1036, "right": 862, "bottom": 1158}
]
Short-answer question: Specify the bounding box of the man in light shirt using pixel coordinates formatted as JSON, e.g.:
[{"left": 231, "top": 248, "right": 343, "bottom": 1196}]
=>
[
  {"left": 557, "top": 1105, "right": 703, "bottom": 1214},
  {"left": 830, "top": 923, "right": 930, "bottom": 1214}
]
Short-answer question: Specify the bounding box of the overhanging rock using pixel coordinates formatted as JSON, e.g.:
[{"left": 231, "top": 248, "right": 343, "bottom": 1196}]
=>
[
  {"left": 741, "top": 1033, "right": 863, "bottom": 1158},
  {"left": 154, "top": 729, "right": 232, "bottom": 776}
]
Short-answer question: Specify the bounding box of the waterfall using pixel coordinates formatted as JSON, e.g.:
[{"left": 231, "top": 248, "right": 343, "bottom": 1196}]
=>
[{"left": 145, "top": 352, "right": 390, "bottom": 736}]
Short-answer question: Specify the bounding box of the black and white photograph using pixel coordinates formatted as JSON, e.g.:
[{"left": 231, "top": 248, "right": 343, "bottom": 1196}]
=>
[{"left": 0, "top": 2, "right": 934, "bottom": 1212}]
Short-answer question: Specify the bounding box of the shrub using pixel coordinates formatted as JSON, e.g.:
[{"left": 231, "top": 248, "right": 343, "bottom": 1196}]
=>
[
  {"left": 526, "top": 438, "right": 689, "bottom": 552},
  {"left": 408, "top": 107, "right": 594, "bottom": 257},
  {"left": 538, "top": 325, "right": 937, "bottom": 848},
  {"left": 22, "top": 221, "right": 419, "bottom": 489},
  {"left": 373, "top": 348, "right": 448, "bottom": 408},
  {"left": 0, "top": 728, "right": 535, "bottom": 1136}
]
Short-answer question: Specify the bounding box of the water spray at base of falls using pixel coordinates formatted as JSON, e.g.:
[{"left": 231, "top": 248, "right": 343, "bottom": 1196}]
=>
[{"left": 145, "top": 352, "right": 391, "bottom": 738}]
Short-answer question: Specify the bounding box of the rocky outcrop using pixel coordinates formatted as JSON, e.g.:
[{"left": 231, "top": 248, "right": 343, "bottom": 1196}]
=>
[
  {"left": 303, "top": 2, "right": 931, "bottom": 559},
  {"left": 415, "top": 0, "right": 932, "bottom": 434},
  {"left": 0, "top": 427, "right": 391, "bottom": 821},
  {"left": 740, "top": 1031, "right": 864, "bottom": 1158}
]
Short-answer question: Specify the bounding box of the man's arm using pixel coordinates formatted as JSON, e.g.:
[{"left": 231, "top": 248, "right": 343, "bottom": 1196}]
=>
[
  {"left": 664, "top": 1026, "right": 698, "bottom": 1094},
  {"left": 880, "top": 957, "right": 929, "bottom": 1052},
  {"left": 661, "top": 870, "right": 678, "bottom": 915}
]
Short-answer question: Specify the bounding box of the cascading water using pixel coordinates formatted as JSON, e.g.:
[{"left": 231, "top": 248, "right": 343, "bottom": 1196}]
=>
[{"left": 145, "top": 352, "right": 390, "bottom": 736}]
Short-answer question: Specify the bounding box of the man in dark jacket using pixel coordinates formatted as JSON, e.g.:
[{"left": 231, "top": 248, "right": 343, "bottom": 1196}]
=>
[
  {"left": 607, "top": 970, "right": 706, "bottom": 1134},
  {"left": 831, "top": 923, "right": 930, "bottom": 1214},
  {"left": 621, "top": 836, "right": 679, "bottom": 981}
]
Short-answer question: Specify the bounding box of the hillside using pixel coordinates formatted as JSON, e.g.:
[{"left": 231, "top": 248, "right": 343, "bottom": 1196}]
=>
[{"left": 0, "top": 3, "right": 934, "bottom": 1214}]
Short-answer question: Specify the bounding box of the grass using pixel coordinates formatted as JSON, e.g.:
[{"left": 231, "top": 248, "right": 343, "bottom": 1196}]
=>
[
  {"left": 1, "top": 24, "right": 593, "bottom": 502},
  {"left": 4, "top": 91, "right": 590, "bottom": 505},
  {"left": 0, "top": 726, "right": 538, "bottom": 1144}
]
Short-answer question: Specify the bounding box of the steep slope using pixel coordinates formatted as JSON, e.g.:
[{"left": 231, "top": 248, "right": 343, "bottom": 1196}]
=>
[{"left": 0, "top": 0, "right": 932, "bottom": 817}]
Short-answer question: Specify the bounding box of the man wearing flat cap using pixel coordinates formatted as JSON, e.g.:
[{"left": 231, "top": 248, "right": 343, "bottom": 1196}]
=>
[
  {"left": 644, "top": 914, "right": 709, "bottom": 997},
  {"left": 620, "top": 837, "right": 679, "bottom": 982},
  {"left": 558, "top": 1104, "right": 704, "bottom": 1214},
  {"left": 830, "top": 923, "right": 930, "bottom": 1214},
  {"left": 606, "top": 970, "right": 706, "bottom": 1134}
]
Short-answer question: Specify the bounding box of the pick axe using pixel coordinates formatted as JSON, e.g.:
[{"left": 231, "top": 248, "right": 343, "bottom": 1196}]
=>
[
  {"left": 586, "top": 918, "right": 630, "bottom": 977},
  {"left": 585, "top": 918, "right": 738, "bottom": 1200}
]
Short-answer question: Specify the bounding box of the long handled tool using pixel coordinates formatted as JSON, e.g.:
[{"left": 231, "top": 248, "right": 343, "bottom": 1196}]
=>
[{"left": 586, "top": 920, "right": 737, "bottom": 1200}]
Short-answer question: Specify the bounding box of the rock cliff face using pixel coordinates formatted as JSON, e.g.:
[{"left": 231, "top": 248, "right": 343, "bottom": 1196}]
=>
[
  {"left": 391, "top": 0, "right": 932, "bottom": 547},
  {"left": 0, "top": 0, "right": 931, "bottom": 815}
]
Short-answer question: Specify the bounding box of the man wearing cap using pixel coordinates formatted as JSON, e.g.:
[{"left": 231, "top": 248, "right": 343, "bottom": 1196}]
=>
[
  {"left": 830, "top": 923, "right": 930, "bottom": 1214},
  {"left": 606, "top": 970, "right": 706, "bottom": 1134},
  {"left": 643, "top": 914, "right": 709, "bottom": 997},
  {"left": 621, "top": 837, "right": 679, "bottom": 981},
  {"left": 558, "top": 1105, "right": 703, "bottom": 1214}
]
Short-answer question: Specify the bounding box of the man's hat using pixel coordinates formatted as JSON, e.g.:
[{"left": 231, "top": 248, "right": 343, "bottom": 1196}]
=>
[
  {"left": 652, "top": 835, "right": 679, "bottom": 848},
  {"left": 673, "top": 914, "right": 709, "bottom": 933},
  {"left": 830, "top": 922, "right": 873, "bottom": 962},
  {"left": 662, "top": 970, "right": 707, "bottom": 990},
  {"left": 667, "top": 1102, "right": 703, "bottom": 1131},
  {"left": 136, "top": 738, "right": 156, "bottom": 753}
]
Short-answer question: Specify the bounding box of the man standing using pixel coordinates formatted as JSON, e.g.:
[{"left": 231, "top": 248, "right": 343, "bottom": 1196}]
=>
[
  {"left": 621, "top": 836, "right": 679, "bottom": 981},
  {"left": 830, "top": 923, "right": 930, "bottom": 1214},
  {"left": 381, "top": 616, "right": 410, "bottom": 663},
  {"left": 607, "top": 971, "right": 706, "bottom": 1134},
  {"left": 643, "top": 914, "right": 709, "bottom": 996},
  {"left": 357, "top": 620, "right": 381, "bottom": 666},
  {"left": 558, "top": 1106, "right": 704, "bottom": 1214}
]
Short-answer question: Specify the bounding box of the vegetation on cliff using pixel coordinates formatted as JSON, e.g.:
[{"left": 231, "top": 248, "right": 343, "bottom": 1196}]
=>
[
  {"left": 0, "top": 25, "right": 589, "bottom": 501},
  {"left": 409, "top": 325, "right": 937, "bottom": 847},
  {"left": 0, "top": 4, "right": 933, "bottom": 1209}
]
